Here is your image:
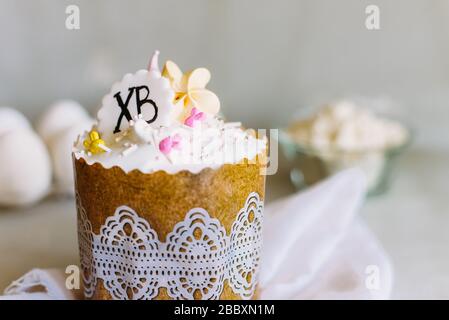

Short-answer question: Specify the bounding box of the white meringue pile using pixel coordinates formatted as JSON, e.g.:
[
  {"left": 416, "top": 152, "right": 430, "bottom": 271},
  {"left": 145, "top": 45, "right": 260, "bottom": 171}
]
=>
[
  {"left": 0, "top": 100, "right": 94, "bottom": 207},
  {"left": 287, "top": 100, "right": 409, "bottom": 192},
  {"left": 288, "top": 100, "right": 408, "bottom": 152}
]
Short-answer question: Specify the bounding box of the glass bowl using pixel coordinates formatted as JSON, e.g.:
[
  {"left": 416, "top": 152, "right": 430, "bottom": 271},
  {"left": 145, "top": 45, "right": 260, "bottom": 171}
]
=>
[{"left": 278, "top": 128, "right": 411, "bottom": 196}]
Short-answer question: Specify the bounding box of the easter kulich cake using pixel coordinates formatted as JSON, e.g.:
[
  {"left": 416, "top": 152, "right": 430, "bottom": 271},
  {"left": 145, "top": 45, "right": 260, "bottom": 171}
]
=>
[{"left": 73, "top": 51, "right": 267, "bottom": 300}]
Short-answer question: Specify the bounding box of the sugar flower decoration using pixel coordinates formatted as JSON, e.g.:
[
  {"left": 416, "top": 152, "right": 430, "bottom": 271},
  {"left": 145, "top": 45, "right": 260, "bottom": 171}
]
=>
[
  {"left": 184, "top": 107, "right": 205, "bottom": 127},
  {"left": 159, "top": 134, "right": 182, "bottom": 155},
  {"left": 162, "top": 61, "right": 220, "bottom": 116},
  {"left": 83, "top": 130, "right": 110, "bottom": 154}
]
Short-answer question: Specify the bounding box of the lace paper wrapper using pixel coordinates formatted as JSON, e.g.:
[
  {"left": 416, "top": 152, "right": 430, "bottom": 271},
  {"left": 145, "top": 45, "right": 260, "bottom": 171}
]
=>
[{"left": 73, "top": 157, "right": 266, "bottom": 300}]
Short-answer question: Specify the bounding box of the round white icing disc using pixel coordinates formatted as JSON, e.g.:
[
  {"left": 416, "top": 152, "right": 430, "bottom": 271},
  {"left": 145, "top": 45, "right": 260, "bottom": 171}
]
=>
[{"left": 97, "top": 70, "right": 175, "bottom": 143}]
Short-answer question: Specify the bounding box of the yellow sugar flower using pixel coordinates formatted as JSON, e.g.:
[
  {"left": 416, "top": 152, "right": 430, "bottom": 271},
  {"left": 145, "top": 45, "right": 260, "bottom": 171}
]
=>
[
  {"left": 162, "top": 60, "right": 220, "bottom": 116},
  {"left": 83, "top": 130, "right": 108, "bottom": 154}
]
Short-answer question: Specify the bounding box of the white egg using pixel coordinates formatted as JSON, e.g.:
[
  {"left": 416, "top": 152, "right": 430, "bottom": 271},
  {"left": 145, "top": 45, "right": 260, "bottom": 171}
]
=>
[
  {"left": 0, "top": 107, "right": 31, "bottom": 136},
  {"left": 37, "top": 100, "right": 90, "bottom": 143},
  {"left": 48, "top": 118, "right": 95, "bottom": 195},
  {"left": 0, "top": 129, "right": 52, "bottom": 206}
]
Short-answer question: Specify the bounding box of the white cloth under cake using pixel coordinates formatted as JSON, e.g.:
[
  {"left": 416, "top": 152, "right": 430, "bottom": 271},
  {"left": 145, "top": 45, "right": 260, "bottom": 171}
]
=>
[{"left": 0, "top": 169, "right": 393, "bottom": 300}]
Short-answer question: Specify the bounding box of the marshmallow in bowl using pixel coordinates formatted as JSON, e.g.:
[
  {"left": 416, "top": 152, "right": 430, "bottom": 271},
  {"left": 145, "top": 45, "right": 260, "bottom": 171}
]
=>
[
  {"left": 288, "top": 101, "right": 408, "bottom": 152},
  {"left": 286, "top": 100, "right": 409, "bottom": 193}
]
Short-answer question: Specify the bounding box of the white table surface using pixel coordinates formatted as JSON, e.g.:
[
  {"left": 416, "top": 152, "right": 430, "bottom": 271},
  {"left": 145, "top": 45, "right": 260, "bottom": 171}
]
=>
[{"left": 0, "top": 147, "right": 448, "bottom": 299}]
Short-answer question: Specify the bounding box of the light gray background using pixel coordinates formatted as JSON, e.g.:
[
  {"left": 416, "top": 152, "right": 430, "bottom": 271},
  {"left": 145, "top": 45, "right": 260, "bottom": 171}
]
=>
[{"left": 1, "top": 0, "right": 448, "bottom": 149}]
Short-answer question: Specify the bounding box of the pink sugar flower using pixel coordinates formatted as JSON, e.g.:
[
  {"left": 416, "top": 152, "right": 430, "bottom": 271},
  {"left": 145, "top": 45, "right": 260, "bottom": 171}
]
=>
[
  {"left": 184, "top": 107, "right": 206, "bottom": 127},
  {"left": 159, "top": 134, "right": 182, "bottom": 155}
]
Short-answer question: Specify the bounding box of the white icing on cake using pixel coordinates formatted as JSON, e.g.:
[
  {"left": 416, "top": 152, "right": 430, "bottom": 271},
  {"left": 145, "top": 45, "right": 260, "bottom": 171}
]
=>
[
  {"left": 74, "top": 53, "right": 266, "bottom": 174},
  {"left": 73, "top": 116, "right": 266, "bottom": 174}
]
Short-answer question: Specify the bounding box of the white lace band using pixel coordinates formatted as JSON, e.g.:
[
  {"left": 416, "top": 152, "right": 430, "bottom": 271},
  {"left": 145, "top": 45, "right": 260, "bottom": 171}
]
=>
[{"left": 77, "top": 192, "right": 264, "bottom": 300}]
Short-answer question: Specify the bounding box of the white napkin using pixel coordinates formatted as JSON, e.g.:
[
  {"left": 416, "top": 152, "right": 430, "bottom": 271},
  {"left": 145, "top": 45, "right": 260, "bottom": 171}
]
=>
[
  {"left": 2, "top": 268, "right": 80, "bottom": 300},
  {"left": 260, "top": 168, "right": 393, "bottom": 299},
  {"left": 1, "top": 169, "right": 393, "bottom": 300}
]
